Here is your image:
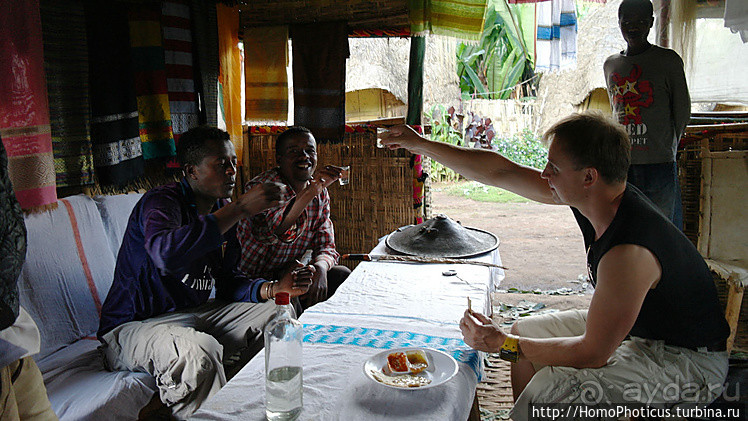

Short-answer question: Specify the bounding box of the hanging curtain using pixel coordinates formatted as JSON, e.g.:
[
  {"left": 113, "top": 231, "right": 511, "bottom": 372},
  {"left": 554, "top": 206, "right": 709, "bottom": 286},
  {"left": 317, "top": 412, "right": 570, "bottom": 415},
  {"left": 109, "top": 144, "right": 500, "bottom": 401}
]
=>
[
  {"left": 217, "top": 4, "right": 244, "bottom": 164},
  {"left": 41, "top": 0, "right": 95, "bottom": 189},
  {"left": 291, "top": 21, "right": 349, "bottom": 143},
  {"left": 129, "top": 4, "right": 176, "bottom": 160},
  {"left": 86, "top": 2, "right": 144, "bottom": 187},
  {"left": 535, "top": 0, "right": 577, "bottom": 72},
  {"left": 0, "top": 0, "right": 57, "bottom": 211},
  {"left": 191, "top": 0, "right": 219, "bottom": 126},
  {"left": 408, "top": 0, "right": 488, "bottom": 41},
  {"left": 244, "top": 25, "right": 289, "bottom": 123},
  {"left": 162, "top": 0, "right": 200, "bottom": 144}
]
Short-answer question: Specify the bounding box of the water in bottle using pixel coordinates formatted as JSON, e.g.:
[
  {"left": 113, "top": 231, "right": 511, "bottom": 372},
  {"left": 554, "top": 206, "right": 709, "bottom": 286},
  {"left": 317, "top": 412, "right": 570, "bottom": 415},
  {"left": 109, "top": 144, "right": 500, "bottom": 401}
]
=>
[{"left": 265, "top": 292, "right": 303, "bottom": 420}]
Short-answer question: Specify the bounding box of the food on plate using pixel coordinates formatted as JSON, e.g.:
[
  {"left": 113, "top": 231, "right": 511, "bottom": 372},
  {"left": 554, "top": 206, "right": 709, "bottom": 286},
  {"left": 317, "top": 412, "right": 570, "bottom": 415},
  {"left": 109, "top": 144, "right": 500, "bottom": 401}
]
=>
[
  {"left": 386, "top": 352, "right": 410, "bottom": 373},
  {"left": 369, "top": 370, "right": 432, "bottom": 388},
  {"left": 405, "top": 350, "right": 428, "bottom": 373},
  {"left": 382, "top": 349, "right": 430, "bottom": 377}
]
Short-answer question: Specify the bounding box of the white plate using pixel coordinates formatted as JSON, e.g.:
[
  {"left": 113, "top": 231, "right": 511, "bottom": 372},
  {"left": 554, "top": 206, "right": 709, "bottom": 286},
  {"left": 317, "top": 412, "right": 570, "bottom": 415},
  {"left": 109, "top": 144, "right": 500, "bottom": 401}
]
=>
[{"left": 363, "top": 347, "right": 459, "bottom": 390}]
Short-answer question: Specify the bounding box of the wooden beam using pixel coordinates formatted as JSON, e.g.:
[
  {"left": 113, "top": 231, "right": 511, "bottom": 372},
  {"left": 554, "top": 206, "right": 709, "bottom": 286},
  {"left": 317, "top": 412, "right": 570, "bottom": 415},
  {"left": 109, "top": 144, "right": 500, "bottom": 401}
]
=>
[{"left": 725, "top": 282, "right": 745, "bottom": 354}]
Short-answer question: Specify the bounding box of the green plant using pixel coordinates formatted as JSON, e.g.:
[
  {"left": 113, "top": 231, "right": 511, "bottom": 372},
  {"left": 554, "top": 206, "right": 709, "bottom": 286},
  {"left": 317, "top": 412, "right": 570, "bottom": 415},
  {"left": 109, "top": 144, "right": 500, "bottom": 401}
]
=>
[
  {"left": 425, "top": 104, "right": 463, "bottom": 182},
  {"left": 492, "top": 129, "right": 548, "bottom": 169},
  {"left": 456, "top": 1, "right": 535, "bottom": 100}
]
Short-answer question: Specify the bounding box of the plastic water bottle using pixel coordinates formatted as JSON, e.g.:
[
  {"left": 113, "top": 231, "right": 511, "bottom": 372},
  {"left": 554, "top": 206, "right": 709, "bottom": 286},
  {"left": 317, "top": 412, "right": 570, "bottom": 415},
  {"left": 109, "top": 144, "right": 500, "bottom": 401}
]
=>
[{"left": 265, "top": 292, "right": 303, "bottom": 420}]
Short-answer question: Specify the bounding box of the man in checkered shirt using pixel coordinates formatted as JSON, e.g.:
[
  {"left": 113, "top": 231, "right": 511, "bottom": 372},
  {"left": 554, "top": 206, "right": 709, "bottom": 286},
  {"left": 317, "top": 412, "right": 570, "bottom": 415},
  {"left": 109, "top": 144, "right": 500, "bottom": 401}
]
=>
[{"left": 237, "top": 126, "right": 351, "bottom": 310}]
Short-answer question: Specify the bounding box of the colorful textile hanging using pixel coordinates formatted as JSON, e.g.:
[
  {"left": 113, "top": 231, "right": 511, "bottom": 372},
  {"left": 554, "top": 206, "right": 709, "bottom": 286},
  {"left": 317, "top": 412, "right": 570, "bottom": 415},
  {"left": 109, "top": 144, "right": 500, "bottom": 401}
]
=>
[
  {"left": 129, "top": 5, "right": 176, "bottom": 160},
  {"left": 408, "top": 0, "right": 488, "bottom": 41},
  {"left": 162, "top": 1, "right": 199, "bottom": 142},
  {"left": 191, "top": 0, "right": 219, "bottom": 126},
  {"left": 535, "top": 0, "right": 578, "bottom": 72},
  {"left": 217, "top": 4, "right": 244, "bottom": 163},
  {"left": 244, "top": 25, "right": 289, "bottom": 123},
  {"left": 291, "top": 22, "right": 350, "bottom": 143},
  {"left": 41, "top": 0, "right": 95, "bottom": 189},
  {"left": 85, "top": 2, "right": 144, "bottom": 187},
  {"left": 0, "top": 0, "right": 57, "bottom": 211}
]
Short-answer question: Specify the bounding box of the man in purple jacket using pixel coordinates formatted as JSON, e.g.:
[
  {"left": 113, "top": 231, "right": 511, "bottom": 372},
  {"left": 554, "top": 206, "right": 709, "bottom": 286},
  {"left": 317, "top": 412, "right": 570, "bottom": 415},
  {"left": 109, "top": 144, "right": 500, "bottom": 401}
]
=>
[{"left": 98, "top": 126, "right": 314, "bottom": 419}]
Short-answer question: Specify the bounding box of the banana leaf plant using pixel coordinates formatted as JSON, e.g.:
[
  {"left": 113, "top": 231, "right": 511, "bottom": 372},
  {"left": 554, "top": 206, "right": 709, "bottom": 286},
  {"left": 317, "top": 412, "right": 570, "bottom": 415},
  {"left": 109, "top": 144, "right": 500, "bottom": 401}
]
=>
[{"left": 457, "top": 1, "right": 535, "bottom": 100}]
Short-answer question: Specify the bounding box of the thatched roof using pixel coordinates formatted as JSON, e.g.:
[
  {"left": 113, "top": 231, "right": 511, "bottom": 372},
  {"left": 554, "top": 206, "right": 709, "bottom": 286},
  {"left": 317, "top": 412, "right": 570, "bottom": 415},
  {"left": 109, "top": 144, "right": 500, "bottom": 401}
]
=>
[{"left": 346, "top": 35, "right": 461, "bottom": 111}]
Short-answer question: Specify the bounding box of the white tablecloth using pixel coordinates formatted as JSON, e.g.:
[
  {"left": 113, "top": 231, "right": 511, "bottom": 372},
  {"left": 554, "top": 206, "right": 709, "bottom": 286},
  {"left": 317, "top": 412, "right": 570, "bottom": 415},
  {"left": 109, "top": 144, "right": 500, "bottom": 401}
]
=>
[{"left": 191, "top": 241, "right": 503, "bottom": 421}]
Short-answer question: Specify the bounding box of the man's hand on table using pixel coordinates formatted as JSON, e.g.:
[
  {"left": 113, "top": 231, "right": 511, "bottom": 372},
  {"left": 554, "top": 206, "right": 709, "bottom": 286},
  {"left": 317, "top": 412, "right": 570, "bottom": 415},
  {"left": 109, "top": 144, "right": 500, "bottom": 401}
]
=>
[
  {"left": 459, "top": 310, "right": 506, "bottom": 353},
  {"left": 302, "top": 262, "right": 329, "bottom": 308}
]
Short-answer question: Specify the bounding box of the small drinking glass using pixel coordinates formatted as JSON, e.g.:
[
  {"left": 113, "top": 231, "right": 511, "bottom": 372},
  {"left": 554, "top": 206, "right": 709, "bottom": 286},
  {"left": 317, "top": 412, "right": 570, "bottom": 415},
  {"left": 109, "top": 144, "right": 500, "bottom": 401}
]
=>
[
  {"left": 338, "top": 166, "right": 350, "bottom": 186},
  {"left": 376, "top": 127, "right": 389, "bottom": 149}
]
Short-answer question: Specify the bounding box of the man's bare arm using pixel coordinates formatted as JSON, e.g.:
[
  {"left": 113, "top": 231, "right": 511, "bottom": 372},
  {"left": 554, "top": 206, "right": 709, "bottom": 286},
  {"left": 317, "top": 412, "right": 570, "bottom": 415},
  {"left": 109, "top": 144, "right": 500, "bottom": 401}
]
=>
[{"left": 382, "top": 125, "right": 555, "bottom": 204}]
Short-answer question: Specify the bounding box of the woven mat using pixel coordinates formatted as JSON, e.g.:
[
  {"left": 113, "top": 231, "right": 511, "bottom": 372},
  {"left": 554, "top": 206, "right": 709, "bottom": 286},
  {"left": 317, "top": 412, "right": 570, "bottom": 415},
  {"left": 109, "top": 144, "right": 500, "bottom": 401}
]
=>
[
  {"left": 476, "top": 291, "right": 594, "bottom": 421},
  {"left": 477, "top": 354, "right": 514, "bottom": 420}
]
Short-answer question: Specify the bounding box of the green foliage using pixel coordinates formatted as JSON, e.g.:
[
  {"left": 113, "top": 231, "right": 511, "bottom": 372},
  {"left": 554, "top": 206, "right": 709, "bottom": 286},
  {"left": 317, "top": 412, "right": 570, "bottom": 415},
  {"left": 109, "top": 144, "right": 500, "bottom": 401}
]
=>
[
  {"left": 456, "top": 3, "right": 534, "bottom": 100},
  {"left": 492, "top": 129, "right": 548, "bottom": 169},
  {"left": 425, "top": 105, "right": 463, "bottom": 182},
  {"left": 426, "top": 106, "right": 548, "bottom": 184}
]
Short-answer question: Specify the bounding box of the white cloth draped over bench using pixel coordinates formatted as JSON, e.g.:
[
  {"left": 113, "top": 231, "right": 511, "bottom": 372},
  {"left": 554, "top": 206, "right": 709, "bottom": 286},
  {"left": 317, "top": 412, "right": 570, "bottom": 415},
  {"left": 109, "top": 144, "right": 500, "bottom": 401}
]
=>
[{"left": 18, "top": 193, "right": 155, "bottom": 421}]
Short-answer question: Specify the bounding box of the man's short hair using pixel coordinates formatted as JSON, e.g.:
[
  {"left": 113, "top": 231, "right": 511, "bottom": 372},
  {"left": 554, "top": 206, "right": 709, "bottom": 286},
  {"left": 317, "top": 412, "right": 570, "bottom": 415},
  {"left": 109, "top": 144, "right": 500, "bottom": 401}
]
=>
[
  {"left": 543, "top": 111, "right": 630, "bottom": 184},
  {"left": 276, "top": 126, "right": 313, "bottom": 154},
  {"left": 619, "top": 0, "right": 653, "bottom": 18},
  {"left": 176, "top": 126, "right": 230, "bottom": 166}
]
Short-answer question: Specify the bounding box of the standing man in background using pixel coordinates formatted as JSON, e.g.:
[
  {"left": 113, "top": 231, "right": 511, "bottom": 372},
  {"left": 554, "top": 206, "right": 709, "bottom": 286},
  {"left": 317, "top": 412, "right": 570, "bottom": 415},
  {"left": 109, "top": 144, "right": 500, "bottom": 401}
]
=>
[{"left": 604, "top": 0, "right": 690, "bottom": 228}]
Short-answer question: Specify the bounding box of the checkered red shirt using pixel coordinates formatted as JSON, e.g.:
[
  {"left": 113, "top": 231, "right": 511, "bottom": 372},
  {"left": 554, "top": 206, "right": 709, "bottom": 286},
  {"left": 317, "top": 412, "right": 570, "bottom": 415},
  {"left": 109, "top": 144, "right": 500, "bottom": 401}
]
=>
[{"left": 236, "top": 168, "right": 339, "bottom": 279}]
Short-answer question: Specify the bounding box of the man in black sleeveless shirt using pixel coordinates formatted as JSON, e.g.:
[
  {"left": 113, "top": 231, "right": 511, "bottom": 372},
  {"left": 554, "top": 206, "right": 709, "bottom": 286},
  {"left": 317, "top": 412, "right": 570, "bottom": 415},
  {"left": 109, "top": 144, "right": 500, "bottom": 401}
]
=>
[{"left": 381, "top": 112, "right": 729, "bottom": 419}]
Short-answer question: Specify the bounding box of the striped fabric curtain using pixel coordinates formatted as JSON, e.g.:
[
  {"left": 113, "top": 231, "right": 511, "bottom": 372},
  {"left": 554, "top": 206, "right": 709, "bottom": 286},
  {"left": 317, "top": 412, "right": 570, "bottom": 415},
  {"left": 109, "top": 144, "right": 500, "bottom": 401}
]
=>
[
  {"left": 41, "top": 0, "right": 96, "bottom": 189},
  {"left": 244, "top": 25, "right": 289, "bottom": 123},
  {"left": 162, "top": 0, "right": 200, "bottom": 144},
  {"left": 535, "top": 0, "right": 578, "bottom": 72},
  {"left": 291, "top": 22, "right": 350, "bottom": 143},
  {"left": 129, "top": 5, "right": 177, "bottom": 160},
  {"left": 85, "top": 1, "right": 145, "bottom": 187},
  {"left": 408, "top": 0, "right": 488, "bottom": 41}
]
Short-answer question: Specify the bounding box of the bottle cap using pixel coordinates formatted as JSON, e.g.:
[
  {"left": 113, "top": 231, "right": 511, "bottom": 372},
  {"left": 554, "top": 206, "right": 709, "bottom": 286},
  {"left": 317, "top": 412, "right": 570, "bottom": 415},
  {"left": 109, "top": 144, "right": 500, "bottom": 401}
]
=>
[{"left": 275, "top": 291, "right": 290, "bottom": 305}]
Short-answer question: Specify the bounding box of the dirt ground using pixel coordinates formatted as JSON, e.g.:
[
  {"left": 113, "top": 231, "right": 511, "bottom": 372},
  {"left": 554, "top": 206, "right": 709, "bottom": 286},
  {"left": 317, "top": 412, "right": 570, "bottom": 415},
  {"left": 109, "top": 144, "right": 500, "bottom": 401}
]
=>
[{"left": 430, "top": 183, "right": 593, "bottom": 311}]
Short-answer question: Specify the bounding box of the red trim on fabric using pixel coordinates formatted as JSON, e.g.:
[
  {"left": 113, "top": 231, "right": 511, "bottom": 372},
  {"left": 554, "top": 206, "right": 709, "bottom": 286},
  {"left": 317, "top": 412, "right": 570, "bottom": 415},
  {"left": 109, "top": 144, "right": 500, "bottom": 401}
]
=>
[
  {"left": 163, "top": 39, "right": 192, "bottom": 52},
  {"left": 161, "top": 15, "right": 190, "bottom": 28},
  {"left": 165, "top": 64, "right": 194, "bottom": 79},
  {"left": 61, "top": 199, "right": 103, "bottom": 317},
  {"left": 139, "top": 125, "right": 173, "bottom": 136},
  {"left": 134, "top": 70, "right": 169, "bottom": 94}
]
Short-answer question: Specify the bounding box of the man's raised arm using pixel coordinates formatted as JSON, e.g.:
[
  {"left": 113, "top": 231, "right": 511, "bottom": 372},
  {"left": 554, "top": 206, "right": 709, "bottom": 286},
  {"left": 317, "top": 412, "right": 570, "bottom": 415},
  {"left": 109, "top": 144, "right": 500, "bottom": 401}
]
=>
[{"left": 382, "top": 125, "right": 556, "bottom": 204}]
